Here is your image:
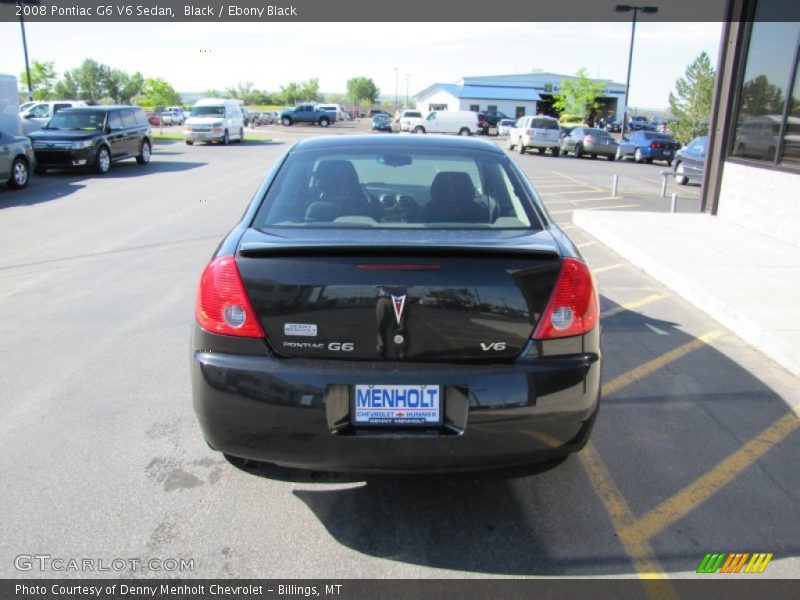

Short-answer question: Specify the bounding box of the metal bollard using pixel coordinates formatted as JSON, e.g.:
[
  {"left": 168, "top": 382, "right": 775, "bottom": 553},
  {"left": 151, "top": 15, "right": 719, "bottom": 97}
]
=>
[
  {"left": 661, "top": 173, "right": 668, "bottom": 197},
  {"left": 612, "top": 174, "right": 618, "bottom": 197},
  {"left": 671, "top": 193, "right": 677, "bottom": 213}
]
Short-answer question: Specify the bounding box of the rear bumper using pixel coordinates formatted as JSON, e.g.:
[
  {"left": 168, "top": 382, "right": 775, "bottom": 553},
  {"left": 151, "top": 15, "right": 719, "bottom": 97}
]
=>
[
  {"left": 192, "top": 340, "right": 601, "bottom": 473},
  {"left": 522, "top": 136, "right": 559, "bottom": 149}
]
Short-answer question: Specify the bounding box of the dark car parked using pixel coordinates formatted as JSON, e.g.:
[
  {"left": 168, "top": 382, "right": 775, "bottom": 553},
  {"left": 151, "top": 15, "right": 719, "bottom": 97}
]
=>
[
  {"left": 559, "top": 127, "right": 618, "bottom": 160},
  {"left": 28, "top": 106, "right": 151, "bottom": 175},
  {"left": 0, "top": 129, "right": 36, "bottom": 189},
  {"left": 477, "top": 111, "right": 512, "bottom": 135},
  {"left": 371, "top": 113, "right": 393, "bottom": 132},
  {"left": 604, "top": 121, "right": 622, "bottom": 133},
  {"left": 191, "top": 135, "right": 602, "bottom": 474},
  {"left": 673, "top": 135, "right": 707, "bottom": 185},
  {"left": 616, "top": 130, "right": 681, "bottom": 165}
]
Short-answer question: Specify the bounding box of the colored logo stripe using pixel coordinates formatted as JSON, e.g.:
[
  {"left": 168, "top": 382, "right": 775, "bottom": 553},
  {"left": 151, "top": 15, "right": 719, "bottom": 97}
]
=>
[{"left": 696, "top": 552, "right": 773, "bottom": 574}]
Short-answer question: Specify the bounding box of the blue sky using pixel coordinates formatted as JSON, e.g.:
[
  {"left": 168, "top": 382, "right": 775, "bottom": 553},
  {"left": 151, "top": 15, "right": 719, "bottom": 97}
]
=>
[{"left": 0, "top": 22, "right": 722, "bottom": 108}]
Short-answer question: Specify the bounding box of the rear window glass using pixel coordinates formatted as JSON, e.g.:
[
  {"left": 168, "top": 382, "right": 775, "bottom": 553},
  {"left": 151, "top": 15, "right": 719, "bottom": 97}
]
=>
[
  {"left": 645, "top": 132, "right": 671, "bottom": 140},
  {"left": 403, "top": 112, "right": 422, "bottom": 118},
  {"left": 253, "top": 146, "right": 541, "bottom": 230},
  {"left": 531, "top": 118, "right": 559, "bottom": 130},
  {"left": 584, "top": 128, "right": 611, "bottom": 137}
]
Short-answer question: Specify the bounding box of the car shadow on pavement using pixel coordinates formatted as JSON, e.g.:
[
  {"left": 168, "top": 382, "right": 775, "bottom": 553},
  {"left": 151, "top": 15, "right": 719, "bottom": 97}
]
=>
[{"left": 224, "top": 297, "right": 800, "bottom": 577}]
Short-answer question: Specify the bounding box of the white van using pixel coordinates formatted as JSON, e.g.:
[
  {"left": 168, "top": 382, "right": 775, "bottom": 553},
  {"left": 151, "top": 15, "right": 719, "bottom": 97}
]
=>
[
  {"left": 0, "top": 73, "right": 22, "bottom": 136},
  {"left": 408, "top": 110, "right": 477, "bottom": 136},
  {"left": 19, "top": 100, "right": 88, "bottom": 134},
  {"left": 316, "top": 104, "right": 345, "bottom": 122},
  {"left": 184, "top": 98, "right": 245, "bottom": 145}
]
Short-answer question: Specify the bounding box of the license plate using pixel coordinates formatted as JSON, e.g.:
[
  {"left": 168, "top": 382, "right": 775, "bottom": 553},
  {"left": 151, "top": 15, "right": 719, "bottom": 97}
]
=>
[{"left": 352, "top": 384, "right": 441, "bottom": 426}]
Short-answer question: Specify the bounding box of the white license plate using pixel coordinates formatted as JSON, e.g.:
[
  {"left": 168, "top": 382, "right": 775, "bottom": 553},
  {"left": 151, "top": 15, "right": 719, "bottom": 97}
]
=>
[{"left": 352, "top": 384, "right": 441, "bottom": 426}]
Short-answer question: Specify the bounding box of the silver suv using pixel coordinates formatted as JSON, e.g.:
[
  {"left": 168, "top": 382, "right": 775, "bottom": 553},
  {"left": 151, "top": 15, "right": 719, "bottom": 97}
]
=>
[{"left": 507, "top": 116, "right": 561, "bottom": 156}]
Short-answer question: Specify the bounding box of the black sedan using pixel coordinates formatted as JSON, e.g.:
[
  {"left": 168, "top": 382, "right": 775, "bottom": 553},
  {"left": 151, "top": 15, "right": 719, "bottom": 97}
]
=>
[
  {"left": 673, "top": 135, "right": 707, "bottom": 185},
  {"left": 191, "top": 135, "right": 602, "bottom": 473}
]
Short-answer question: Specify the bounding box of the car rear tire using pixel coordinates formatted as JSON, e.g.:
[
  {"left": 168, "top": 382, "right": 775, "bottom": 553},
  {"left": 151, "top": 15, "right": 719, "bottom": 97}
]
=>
[
  {"left": 8, "top": 157, "right": 29, "bottom": 189},
  {"left": 507, "top": 137, "right": 515, "bottom": 150},
  {"left": 552, "top": 147, "right": 561, "bottom": 157},
  {"left": 185, "top": 140, "right": 194, "bottom": 146},
  {"left": 518, "top": 140, "right": 525, "bottom": 154},
  {"left": 319, "top": 118, "right": 330, "bottom": 128},
  {"left": 615, "top": 147, "right": 623, "bottom": 161},
  {"left": 537, "top": 147, "right": 544, "bottom": 154},
  {"left": 574, "top": 144, "right": 583, "bottom": 158},
  {"left": 607, "top": 153, "right": 616, "bottom": 161},
  {"left": 282, "top": 117, "right": 292, "bottom": 126},
  {"left": 222, "top": 130, "right": 229, "bottom": 145},
  {"left": 674, "top": 162, "right": 688, "bottom": 185},
  {"left": 413, "top": 126, "right": 426, "bottom": 134},
  {"left": 93, "top": 146, "right": 111, "bottom": 174},
  {"left": 458, "top": 127, "right": 470, "bottom": 136},
  {"left": 634, "top": 148, "right": 644, "bottom": 163},
  {"left": 136, "top": 139, "right": 151, "bottom": 165},
  {"left": 238, "top": 128, "right": 244, "bottom": 142}
]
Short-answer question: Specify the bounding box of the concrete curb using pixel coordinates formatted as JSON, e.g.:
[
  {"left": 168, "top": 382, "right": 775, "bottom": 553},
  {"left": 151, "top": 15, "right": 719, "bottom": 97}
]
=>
[{"left": 573, "top": 210, "right": 800, "bottom": 379}]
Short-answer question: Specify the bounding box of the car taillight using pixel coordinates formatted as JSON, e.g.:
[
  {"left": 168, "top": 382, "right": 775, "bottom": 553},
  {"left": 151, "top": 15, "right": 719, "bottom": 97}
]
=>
[
  {"left": 532, "top": 258, "right": 599, "bottom": 340},
  {"left": 525, "top": 128, "right": 532, "bottom": 135},
  {"left": 196, "top": 255, "right": 264, "bottom": 338},
  {"left": 649, "top": 142, "right": 662, "bottom": 149}
]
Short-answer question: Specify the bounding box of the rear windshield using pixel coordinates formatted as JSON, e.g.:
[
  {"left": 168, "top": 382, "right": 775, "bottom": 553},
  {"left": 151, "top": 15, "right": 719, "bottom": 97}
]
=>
[
  {"left": 584, "top": 128, "right": 611, "bottom": 137},
  {"left": 645, "top": 132, "right": 672, "bottom": 140},
  {"left": 531, "top": 118, "right": 559, "bottom": 130},
  {"left": 191, "top": 106, "right": 225, "bottom": 117},
  {"left": 403, "top": 112, "right": 422, "bottom": 118},
  {"left": 47, "top": 110, "right": 106, "bottom": 131},
  {"left": 253, "top": 146, "right": 541, "bottom": 230}
]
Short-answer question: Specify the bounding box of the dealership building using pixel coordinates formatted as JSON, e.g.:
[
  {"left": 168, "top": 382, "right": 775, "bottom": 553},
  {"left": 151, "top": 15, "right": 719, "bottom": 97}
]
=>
[
  {"left": 704, "top": 0, "right": 799, "bottom": 245},
  {"left": 413, "top": 72, "right": 627, "bottom": 121}
]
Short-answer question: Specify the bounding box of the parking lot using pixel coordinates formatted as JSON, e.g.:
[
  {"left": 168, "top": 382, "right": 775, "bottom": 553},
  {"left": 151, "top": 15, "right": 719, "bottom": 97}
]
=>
[{"left": 1, "top": 128, "right": 798, "bottom": 585}]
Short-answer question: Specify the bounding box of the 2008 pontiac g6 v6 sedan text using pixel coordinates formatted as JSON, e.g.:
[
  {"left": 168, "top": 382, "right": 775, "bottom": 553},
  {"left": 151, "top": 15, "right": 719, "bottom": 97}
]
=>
[{"left": 191, "top": 135, "right": 602, "bottom": 473}]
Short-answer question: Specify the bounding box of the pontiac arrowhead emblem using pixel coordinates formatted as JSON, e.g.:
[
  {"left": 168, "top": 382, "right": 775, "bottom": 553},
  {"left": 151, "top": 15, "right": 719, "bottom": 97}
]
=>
[{"left": 391, "top": 294, "right": 406, "bottom": 326}]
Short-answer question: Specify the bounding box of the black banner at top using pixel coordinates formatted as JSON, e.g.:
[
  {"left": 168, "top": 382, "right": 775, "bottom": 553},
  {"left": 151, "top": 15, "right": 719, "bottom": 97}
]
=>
[{"left": 1, "top": 0, "right": 786, "bottom": 23}]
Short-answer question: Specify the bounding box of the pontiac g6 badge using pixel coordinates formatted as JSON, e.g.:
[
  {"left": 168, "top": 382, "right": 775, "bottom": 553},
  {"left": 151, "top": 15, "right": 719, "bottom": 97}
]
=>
[{"left": 391, "top": 294, "right": 406, "bottom": 325}]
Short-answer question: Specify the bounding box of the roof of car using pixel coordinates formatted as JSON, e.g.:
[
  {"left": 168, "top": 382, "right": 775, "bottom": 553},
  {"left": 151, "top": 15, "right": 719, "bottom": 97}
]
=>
[
  {"left": 58, "top": 105, "right": 140, "bottom": 112},
  {"left": 293, "top": 134, "right": 503, "bottom": 153}
]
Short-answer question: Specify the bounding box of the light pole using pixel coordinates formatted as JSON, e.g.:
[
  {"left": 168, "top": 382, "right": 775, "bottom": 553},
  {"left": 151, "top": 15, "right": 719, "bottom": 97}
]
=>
[
  {"left": 405, "top": 74, "right": 410, "bottom": 108},
  {"left": 615, "top": 4, "right": 658, "bottom": 140},
  {"left": 2, "top": 0, "right": 40, "bottom": 101},
  {"left": 394, "top": 67, "right": 399, "bottom": 112}
]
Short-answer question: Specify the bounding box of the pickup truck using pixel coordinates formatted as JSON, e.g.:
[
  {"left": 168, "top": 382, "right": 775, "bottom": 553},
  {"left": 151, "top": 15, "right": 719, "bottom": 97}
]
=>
[{"left": 279, "top": 104, "right": 334, "bottom": 127}]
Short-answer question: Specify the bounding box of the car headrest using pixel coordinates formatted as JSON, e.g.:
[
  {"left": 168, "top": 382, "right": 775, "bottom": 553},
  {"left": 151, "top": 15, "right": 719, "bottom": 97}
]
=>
[
  {"left": 304, "top": 201, "right": 338, "bottom": 222},
  {"left": 314, "top": 160, "right": 361, "bottom": 196},
  {"left": 430, "top": 172, "right": 476, "bottom": 203}
]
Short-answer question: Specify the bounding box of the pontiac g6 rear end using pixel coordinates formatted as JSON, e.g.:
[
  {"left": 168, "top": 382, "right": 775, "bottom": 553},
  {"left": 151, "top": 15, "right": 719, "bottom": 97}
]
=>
[{"left": 191, "top": 135, "right": 601, "bottom": 473}]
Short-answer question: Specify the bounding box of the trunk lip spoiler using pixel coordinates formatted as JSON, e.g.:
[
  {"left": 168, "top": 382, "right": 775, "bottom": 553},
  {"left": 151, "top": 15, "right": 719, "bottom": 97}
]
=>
[{"left": 237, "top": 241, "right": 561, "bottom": 258}]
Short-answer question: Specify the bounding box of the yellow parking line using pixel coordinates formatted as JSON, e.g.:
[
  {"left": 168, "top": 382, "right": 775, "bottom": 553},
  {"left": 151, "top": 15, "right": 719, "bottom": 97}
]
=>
[
  {"left": 559, "top": 224, "right": 577, "bottom": 230},
  {"left": 601, "top": 294, "right": 668, "bottom": 319},
  {"left": 552, "top": 170, "right": 603, "bottom": 192},
  {"left": 592, "top": 263, "right": 624, "bottom": 274},
  {"left": 535, "top": 184, "right": 590, "bottom": 189},
  {"left": 620, "top": 412, "right": 799, "bottom": 543},
  {"left": 549, "top": 204, "right": 638, "bottom": 215},
  {"left": 580, "top": 443, "right": 677, "bottom": 597},
  {"left": 543, "top": 189, "right": 614, "bottom": 195},
  {"left": 603, "top": 330, "right": 724, "bottom": 397},
  {"left": 578, "top": 241, "right": 599, "bottom": 249}
]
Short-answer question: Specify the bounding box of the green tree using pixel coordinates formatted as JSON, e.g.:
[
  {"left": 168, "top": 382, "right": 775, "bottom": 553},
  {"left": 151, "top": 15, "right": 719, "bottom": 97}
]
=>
[
  {"left": 120, "top": 72, "right": 144, "bottom": 103},
  {"left": 278, "top": 82, "right": 301, "bottom": 105},
  {"left": 553, "top": 68, "right": 605, "bottom": 120},
  {"left": 53, "top": 71, "right": 79, "bottom": 99},
  {"left": 298, "top": 78, "right": 322, "bottom": 102},
  {"left": 739, "top": 74, "right": 785, "bottom": 118},
  {"left": 69, "top": 59, "right": 110, "bottom": 102},
  {"left": 668, "top": 51, "right": 716, "bottom": 142},
  {"left": 142, "top": 78, "right": 181, "bottom": 108},
  {"left": 20, "top": 60, "right": 58, "bottom": 100},
  {"left": 347, "top": 77, "right": 379, "bottom": 105}
]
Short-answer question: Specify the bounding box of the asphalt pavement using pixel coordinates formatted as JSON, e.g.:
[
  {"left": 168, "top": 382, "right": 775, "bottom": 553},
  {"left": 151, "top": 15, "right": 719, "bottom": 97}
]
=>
[{"left": 0, "top": 127, "right": 798, "bottom": 585}]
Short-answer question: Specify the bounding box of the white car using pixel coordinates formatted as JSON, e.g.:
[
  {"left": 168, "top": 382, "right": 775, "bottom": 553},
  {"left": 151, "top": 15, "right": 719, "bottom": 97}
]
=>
[
  {"left": 161, "top": 109, "right": 185, "bottom": 126},
  {"left": 507, "top": 116, "right": 561, "bottom": 155},
  {"left": 497, "top": 118, "right": 517, "bottom": 136},
  {"left": 19, "top": 100, "right": 88, "bottom": 134},
  {"left": 398, "top": 110, "right": 424, "bottom": 131}
]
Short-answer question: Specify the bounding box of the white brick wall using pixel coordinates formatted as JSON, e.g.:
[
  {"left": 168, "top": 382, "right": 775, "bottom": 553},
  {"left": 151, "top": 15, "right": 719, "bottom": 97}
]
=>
[{"left": 717, "top": 161, "right": 800, "bottom": 247}]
